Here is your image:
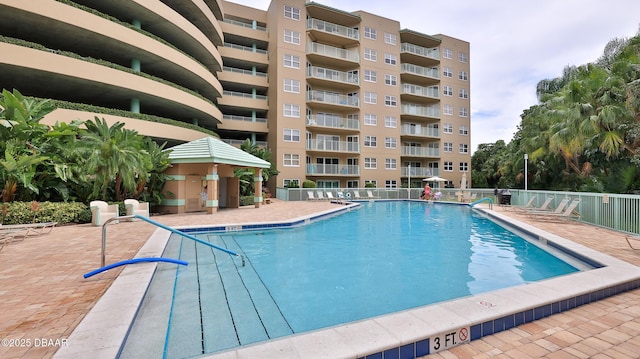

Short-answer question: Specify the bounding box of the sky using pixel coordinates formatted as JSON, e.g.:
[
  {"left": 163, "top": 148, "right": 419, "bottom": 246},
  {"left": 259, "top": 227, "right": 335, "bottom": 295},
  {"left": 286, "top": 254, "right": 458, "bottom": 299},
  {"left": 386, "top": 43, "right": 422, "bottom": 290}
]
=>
[{"left": 229, "top": 0, "right": 639, "bottom": 153}]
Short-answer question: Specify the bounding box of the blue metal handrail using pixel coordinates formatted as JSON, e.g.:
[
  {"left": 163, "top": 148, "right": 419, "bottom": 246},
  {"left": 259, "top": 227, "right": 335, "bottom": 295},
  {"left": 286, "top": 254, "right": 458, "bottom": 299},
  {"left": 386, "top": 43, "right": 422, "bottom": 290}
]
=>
[{"left": 101, "top": 214, "right": 240, "bottom": 267}]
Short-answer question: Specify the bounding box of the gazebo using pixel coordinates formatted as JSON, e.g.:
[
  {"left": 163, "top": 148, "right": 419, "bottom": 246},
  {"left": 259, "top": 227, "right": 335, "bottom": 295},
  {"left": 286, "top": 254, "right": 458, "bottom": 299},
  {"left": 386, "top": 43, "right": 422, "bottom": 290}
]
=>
[{"left": 159, "top": 137, "right": 271, "bottom": 214}]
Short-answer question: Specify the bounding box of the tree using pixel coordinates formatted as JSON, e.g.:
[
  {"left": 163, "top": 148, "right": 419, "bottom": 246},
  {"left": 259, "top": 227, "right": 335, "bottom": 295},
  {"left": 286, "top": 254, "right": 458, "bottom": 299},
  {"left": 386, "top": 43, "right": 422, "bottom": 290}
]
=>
[{"left": 235, "top": 139, "right": 278, "bottom": 196}]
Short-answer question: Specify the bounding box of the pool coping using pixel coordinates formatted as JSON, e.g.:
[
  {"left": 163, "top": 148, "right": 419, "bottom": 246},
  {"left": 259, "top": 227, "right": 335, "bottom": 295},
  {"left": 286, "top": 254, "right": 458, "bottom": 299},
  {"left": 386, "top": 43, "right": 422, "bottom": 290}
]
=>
[{"left": 54, "top": 203, "right": 640, "bottom": 359}]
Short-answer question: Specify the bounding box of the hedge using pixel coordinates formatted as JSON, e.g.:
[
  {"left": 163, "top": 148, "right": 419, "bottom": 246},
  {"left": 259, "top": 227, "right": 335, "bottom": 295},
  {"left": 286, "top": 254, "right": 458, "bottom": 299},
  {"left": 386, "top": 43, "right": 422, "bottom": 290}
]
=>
[{"left": 1, "top": 202, "right": 91, "bottom": 225}]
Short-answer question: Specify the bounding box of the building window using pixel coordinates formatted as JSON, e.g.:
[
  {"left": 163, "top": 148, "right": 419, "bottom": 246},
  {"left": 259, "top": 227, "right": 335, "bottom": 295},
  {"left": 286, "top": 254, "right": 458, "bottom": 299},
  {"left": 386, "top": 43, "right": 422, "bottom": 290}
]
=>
[
  {"left": 364, "top": 27, "right": 377, "bottom": 40},
  {"left": 364, "top": 136, "right": 377, "bottom": 147},
  {"left": 364, "top": 92, "right": 377, "bottom": 104},
  {"left": 443, "top": 67, "right": 453, "bottom": 78},
  {"left": 283, "top": 104, "right": 300, "bottom": 117},
  {"left": 284, "top": 29, "right": 300, "bottom": 44},
  {"left": 458, "top": 52, "right": 468, "bottom": 63},
  {"left": 384, "top": 32, "right": 397, "bottom": 45},
  {"left": 384, "top": 74, "right": 397, "bottom": 86},
  {"left": 458, "top": 89, "right": 469, "bottom": 99},
  {"left": 443, "top": 142, "right": 453, "bottom": 152},
  {"left": 459, "top": 126, "right": 469, "bottom": 135},
  {"left": 284, "top": 5, "right": 300, "bottom": 20},
  {"left": 385, "top": 137, "right": 397, "bottom": 149},
  {"left": 284, "top": 54, "right": 300, "bottom": 68},
  {"left": 385, "top": 158, "right": 397, "bottom": 170},
  {"left": 283, "top": 178, "right": 299, "bottom": 187},
  {"left": 443, "top": 123, "right": 453, "bottom": 134},
  {"left": 364, "top": 48, "right": 377, "bottom": 61},
  {"left": 283, "top": 128, "right": 300, "bottom": 142},
  {"left": 443, "top": 48, "right": 453, "bottom": 59},
  {"left": 283, "top": 154, "right": 300, "bottom": 166},
  {"left": 384, "top": 95, "right": 397, "bottom": 107},
  {"left": 364, "top": 157, "right": 377, "bottom": 169},
  {"left": 459, "top": 144, "right": 469, "bottom": 153},
  {"left": 364, "top": 113, "right": 377, "bottom": 126},
  {"left": 384, "top": 53, "right": 397, "bottom": 65},
  {"left": 443, "top": 161, "right": 453, "bottom": 171},
  {"left": 443, "top": 104, "right": 453, "bottom": 116},
  {"left": 385, "top": 180, "right": 398, "bottom": 189},
  {"left": 364, "top": 70, "right": 377, "bottom": 82},
  {"left": 458, "top": 70, "right": 468, "bottom": 81},
  {"left": 458, "top": 107, "right": 468, "bottom": 117},
  {"left": 385, "top": 116, "right": 397, "bottom": 128},
  {"left": 443, "top": 86, "right": 453, "bottom": 96},
  {"left": 283, "top": 79, "right": 300, "bottom": 93},
  {"left": 459, "top": 162, "right": 469, "bottom": 172}
]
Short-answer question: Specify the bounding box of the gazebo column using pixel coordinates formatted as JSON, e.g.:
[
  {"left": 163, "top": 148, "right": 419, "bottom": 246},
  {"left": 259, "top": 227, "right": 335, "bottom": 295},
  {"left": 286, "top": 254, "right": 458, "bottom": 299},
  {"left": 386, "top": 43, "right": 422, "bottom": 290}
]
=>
[
  {"left": 206, "top": 164, "right": 219, "bottom": 214},
  {"left": 254, "top": 168, "right": 263, "bottom": 208}
]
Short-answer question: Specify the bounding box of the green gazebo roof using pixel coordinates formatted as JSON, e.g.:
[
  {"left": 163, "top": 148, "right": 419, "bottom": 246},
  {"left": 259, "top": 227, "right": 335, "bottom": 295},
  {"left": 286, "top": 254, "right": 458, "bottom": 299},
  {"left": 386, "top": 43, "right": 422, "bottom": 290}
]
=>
[{"left": 166, "top": 137, "right": 271, "bottom": 168}]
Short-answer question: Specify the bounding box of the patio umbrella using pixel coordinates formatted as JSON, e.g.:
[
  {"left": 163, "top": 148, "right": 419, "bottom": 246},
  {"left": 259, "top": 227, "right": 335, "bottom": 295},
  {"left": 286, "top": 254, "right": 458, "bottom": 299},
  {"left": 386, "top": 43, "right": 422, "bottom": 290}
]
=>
[
  {"left": 460, "top": 173, "right": 467, "bottom": 190},
  {"left": 423, "top": 176, "right": 447, "bottom": 182}
]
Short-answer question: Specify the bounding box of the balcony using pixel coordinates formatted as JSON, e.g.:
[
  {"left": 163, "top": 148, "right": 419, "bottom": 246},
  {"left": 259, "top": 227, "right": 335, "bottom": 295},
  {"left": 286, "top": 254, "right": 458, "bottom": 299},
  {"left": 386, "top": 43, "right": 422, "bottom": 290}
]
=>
[
  {"left": 219, "top": 66, "right": 268, "bottom": 89},
  {"left": 401, "top": 146, "right": 440, "bottom": 157},
  {"left": 307, "top": 115, "right": 359, "bottom": 131},
  {"left": 219, "top": 42, "right": 268, "bottom": 66},
  {"left": 307, "top": 65, "right": 359, "bottom": 90},
  {"left": 218, "top": 90, "right": 268, "bottom": 111},
  {"left": 307, "top": 90, "right": 359, "bottom": 111},
  {"left": 401, "top": 167, "right": 439, "bottom": 177},
  {"left": 400, "top": 63, "right": 439, "bottom": 85},
  {"left": 306, "top": 139, "right": 360, "bottom": 153},
  {"left": 307, "top": 18, "right": 359, "bottom": 47},
  {"left": 401, "top": 83, "right": 439, "bottom": 103},
  {"left": 401, "top": 43, "right": 439, "bottom": 67},
  {"left": 400, "top": 124, "right": 439, "bottom": 138},
  {"left": 307, "top": 42, "right": 359, "bottom": 68},
  {"left": 306, "top": 164, "right": 360, "bottom": 176},
  {"left": 401, "top": 103, "right": 440, "bottom": 121},
  {"left": 221, "top": 139, "right": 268, "bottom": 148}
]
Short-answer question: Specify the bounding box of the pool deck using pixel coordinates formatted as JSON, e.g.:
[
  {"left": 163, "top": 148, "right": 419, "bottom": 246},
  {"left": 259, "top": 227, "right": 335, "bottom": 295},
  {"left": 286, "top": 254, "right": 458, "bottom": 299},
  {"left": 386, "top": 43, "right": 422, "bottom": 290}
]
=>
[{"left": 1, "top": 199, "right": 640, "bottom": 358}]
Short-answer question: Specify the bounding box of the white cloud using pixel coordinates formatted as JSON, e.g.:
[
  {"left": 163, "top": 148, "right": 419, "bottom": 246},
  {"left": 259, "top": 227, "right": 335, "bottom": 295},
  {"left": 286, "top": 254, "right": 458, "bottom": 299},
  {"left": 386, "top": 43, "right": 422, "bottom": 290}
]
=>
[{"left": 228, "top": 0, "right": 639, "bottom": 152}]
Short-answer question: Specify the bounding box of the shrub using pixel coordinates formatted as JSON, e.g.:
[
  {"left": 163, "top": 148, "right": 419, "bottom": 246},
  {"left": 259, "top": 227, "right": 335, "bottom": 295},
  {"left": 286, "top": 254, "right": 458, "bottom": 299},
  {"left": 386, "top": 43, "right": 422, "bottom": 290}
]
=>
[
  {"left": 0, "top": 201, "right": 90, "bottom": 225},
  {"left": 364, "top": 182, "right": 376, "bottom": 188},
  {"left": 302, "top": 180, "right": 317, "bottom": 188},
  {"left": 240, "top": 196, "right": 255, "bottom": 206}
]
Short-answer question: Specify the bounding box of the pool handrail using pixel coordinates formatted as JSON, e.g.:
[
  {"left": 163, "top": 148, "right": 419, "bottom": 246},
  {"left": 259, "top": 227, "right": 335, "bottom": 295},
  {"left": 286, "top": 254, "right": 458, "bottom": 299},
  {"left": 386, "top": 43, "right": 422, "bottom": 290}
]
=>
[
  {"left": 101, "top": 214, "right": 240, "bottom": 267},
  {"left": 469, "top": 197, "right": 493, "bottom": 209}
]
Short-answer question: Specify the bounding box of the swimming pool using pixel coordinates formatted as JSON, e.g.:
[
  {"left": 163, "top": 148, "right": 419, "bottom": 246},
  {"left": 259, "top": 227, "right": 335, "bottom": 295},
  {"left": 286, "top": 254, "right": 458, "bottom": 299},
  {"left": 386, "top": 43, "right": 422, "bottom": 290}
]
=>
[
  {"left": 121, "top": 202, "right": 589, "bottom": 357},
  {"left": 56, "top": 201, "right": 640, "bottom": 359}
]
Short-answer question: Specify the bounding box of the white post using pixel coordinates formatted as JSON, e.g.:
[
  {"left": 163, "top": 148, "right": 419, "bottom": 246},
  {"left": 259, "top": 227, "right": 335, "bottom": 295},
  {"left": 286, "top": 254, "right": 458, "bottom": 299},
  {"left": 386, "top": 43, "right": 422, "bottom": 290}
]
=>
[
  {"left": 408, "top": 164, "right": 411, "bottom": 199},
  {"left": 524, "top": 154, "right": 528, "bottom": 191}
]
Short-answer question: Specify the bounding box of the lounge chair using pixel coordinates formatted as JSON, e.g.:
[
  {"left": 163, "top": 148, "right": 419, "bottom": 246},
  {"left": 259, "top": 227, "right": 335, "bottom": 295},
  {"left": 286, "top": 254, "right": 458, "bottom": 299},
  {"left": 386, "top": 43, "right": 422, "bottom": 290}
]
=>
[
  {"left": 366, "top": 190, "right": 377, "bottom": 199},
  {"left": 525, "top": 197, "right": 571, "bottom": 217},
  {"left": 352, "top": 191, "right": 361, "bottom": 199},
  {"left": 0, "top": 222, "right": 57, "bottom": 236},
  {"left": 124, "top": 199, "right": 149, "bottom": 220},
  {"left": 326, "top": 192, "right": 335, "bottom": 200},
  {"left": 513, "top": 196, "right": 554, "bottom": 213},
  {"left": 307, "top": 191, "right": 317, "bottom": 201},
  {"left": 528, "top": 199, "right": 581, "bottom": 221},
  {"left": 316, "top": 191, "right": 327, "bottom": 200},
  {"left": 90, "top": 200, "right": 119, "bottom": 226},
  {"left": 506, "top": 195, "right": 536, "bottom": 210}
]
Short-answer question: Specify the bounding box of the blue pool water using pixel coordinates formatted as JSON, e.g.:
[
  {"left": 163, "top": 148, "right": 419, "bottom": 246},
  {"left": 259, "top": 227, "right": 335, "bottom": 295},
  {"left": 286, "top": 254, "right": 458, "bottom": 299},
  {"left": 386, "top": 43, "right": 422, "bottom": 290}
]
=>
[{"left": 120, "top": 201, "right": 583, "bottom": 358}]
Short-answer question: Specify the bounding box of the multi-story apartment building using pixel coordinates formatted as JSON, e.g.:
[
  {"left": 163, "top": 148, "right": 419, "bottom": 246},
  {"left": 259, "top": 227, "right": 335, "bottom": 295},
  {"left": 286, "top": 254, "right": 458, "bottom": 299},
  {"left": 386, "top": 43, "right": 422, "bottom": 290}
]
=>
[{"left": 0, "top": 0, "right": 471, "bottom": 191}]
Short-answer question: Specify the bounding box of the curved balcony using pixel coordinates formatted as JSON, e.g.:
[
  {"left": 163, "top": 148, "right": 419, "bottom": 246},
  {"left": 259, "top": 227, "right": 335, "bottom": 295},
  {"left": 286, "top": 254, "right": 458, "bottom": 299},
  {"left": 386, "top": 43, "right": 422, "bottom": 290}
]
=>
[
  {"left": 400, "top": 43, "right": 439, "bottom": 67},
  {"left": 306, "top": 65, "right": 359, "bottom": 91},
  {"left": 217, "top": 114, "right": 268, "bottom": 133},
  {"left": 218, "top": 66, "right": 268, "bottom": 90},
  {"left": 306, "top": 164, "right": 360, "bottom": 176},
  {"left": 307, "top": 42, "right": 359, "bottom": 69},
  {"left": 218, "top": 90, "right": 268, "bottom": 111},
  {"left": 219, "top": 42, "right": 268, "bottom": 67},
  {"left": 307, "top": 18, "right": 359, "bottom": 47},
  {"left": 306, "top": 139, "right": 360, "bottom": 153},
  {"left": 220, "top": 19, "right": 268, "bottom": 44},
  {"left": 401, "top": 103, "right": 440, "bottom": 121},
  {"left": 0, "top": 43, "right": 222, "bottom": 126},
  {"left": 401, "top": 83, "right": 439, "bottom": 103},
  {"left": 306, "top": 115, "right": 359, "bottom": 132}
]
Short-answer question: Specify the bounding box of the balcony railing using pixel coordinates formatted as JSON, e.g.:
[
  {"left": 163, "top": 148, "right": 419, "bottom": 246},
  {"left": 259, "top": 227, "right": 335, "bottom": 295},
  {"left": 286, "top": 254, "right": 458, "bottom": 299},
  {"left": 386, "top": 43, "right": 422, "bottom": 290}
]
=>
[
  {"left": 402, "top": 84, "right": 439, "bottom": 98},
  {"left": 306, "top": 164, "right": 360, "bottom": 175},
  {"left": 307, "top": 90, "right": 359, "bottom": 107},
  {"left": 223, "top": 66, "right": 267, "bottom": 78},
  {"left": 307, "top": 42, "right": 359, "bottom": 62},
  {"left": 224, "top": 42, "right": 268, "bottom": 55},
  {"left": 307, "top": 115, "right": 359, "bottom": 130},
  {"left": 401, "top": 146, "right": 440, "bottom": 157},
  {"left": 401, "top": 63, "right": 439, "bottom": 79},
  {"left": 401, "top": 104, "right": 440, "bottom": 118},
  {"left": 307, "top": 18, "right": 359, "bottom": 40},
  {"left": 400, "top": 124, "right": 439, "bottom": 137},
  {"left": 223, "top": 19, "right": 267, "bottom": 31},
  {"left": 401, "top": 167, "right": 439, "bottom": 177},
  {"left": 223, "top": 90, "right": 267, "bottom": 100},
  {"left": 307, "top": 65, "right": 359, "bottom": 85},
  {"left": 223, "top": 114, "right": 267, "bottom": 123},
  {"left": 401, "top": 43, "right": 439, "bottom": 60},
  {"left": 306, "top": 139, "right": 360, "bottom": 153},
  {"left": 221, "top": 139, "right": 268, "bottom": 148}
]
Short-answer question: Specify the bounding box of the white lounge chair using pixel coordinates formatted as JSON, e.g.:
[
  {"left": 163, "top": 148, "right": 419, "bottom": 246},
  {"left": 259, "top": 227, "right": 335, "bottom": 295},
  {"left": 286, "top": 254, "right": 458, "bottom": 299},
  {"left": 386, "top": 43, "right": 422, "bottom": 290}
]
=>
[
  {"left": 352, "top": 191, "right": 361, "bottom": 199},
  {"left": 366, "top": 190, "right": 377, "bottom": 199},
  {"left": 316, "top": 191, "right": 327, "bottom": 200},
  {"left": 0, "top": 222, "right": 57, "bottom": 236},
  {"left": 528, "top": 199, "right": 581, "bottom": 221},
  {"left": 307, "top": 191, "right": 317, "bottom": 201},
  {"left": 506, "top": 195, "right": 536, "bottom": 210},
  {"left": 525, "top": 197, "right": 571, "bottom": 217},
  {"left": 326, "top": 192, "right": 335, "bottom": 200},
  {"left": 124, "top": 199, "right": 150, "bottom": 221},
  {"left": 514, "top": 196, "right": 555, "bottom": 213},
  {"left": 90, "top": 200, "right": 119, "bottom": 226}
]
